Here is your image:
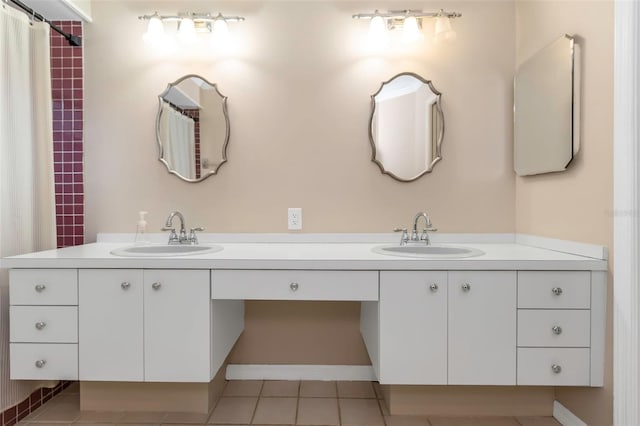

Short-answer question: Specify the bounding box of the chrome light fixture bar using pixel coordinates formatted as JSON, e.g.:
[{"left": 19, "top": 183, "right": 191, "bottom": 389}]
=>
[
  {"left": 139, "top": 12, "right": 245, "bottom": 45},
  {"left": 353, "top": 9, "right": 461, "bottom": 46}
]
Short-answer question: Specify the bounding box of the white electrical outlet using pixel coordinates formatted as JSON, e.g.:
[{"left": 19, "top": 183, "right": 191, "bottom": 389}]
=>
[{"left": 288, "top": 208, "right": 302, "bottom": 230}]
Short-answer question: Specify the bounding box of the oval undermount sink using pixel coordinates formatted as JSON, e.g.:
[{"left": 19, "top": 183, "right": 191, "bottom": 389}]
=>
[
  {"left": 110, "top": 244, "right": 223, "bottom": 257},
  {"left": 372, "top": 244, "right": 484, "bottom": 259}
]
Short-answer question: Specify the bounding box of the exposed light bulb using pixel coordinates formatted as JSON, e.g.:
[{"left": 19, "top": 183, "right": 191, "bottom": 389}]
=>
[
  {"left": 402, "top": 16, "right": 423, "bottom": 44},
  {"left": 434, "top": 16, "right": 456, "bottom": 42},
  {"left": 143, "top": 15, "right": 164, "bottom": 44},
  {"left": 212, "top": 17, "right": 229, "bottom": 44},
  {"left": 368, "top": 15, "right": 389, "bottom": 49},
  {"left": 178, "top": 17, "right": 197, "bottom": 44}
]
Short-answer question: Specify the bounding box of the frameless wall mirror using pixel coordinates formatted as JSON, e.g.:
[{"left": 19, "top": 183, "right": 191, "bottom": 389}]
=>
[
  {"left": 157, "top": 74, "right": 230, "bottom": 182},
  {"left": 514, "top": 34, "right": 581, "bottom": 176},
  {"left": 369, "top": 72, "right": 444, "bottom": 182}
]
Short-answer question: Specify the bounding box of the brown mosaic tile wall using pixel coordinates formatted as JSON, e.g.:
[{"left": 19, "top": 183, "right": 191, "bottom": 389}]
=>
[
  {"left": 0, "top": 381, "right": 72, "bottom": 426},
  {"left": 51, "top": 21, "right": 84, "bottom": 248}
]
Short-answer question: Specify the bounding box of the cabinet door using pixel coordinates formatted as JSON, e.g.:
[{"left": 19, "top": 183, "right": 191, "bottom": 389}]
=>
[
  {"left": 379, "top": 271, "right": 447, "bottom": 384},
  {"left": 144, "top": 269, "right": 210, "bottom": 382},
  {"left": 78, "top": 269, "right": 143, "bottom": 381},
  {"left": 448, "top": 271, "right": 516, "bottom": 385}
]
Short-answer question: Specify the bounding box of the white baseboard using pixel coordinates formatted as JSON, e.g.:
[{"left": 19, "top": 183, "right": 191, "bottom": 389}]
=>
[
  {"left": 553, "top": 401, "right": 588, "bottom": 426},
  {"left": 225, "top": 364, "right": 377, "bottom": 381}
]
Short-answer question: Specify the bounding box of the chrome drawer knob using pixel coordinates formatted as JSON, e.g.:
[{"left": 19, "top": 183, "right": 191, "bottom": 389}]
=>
[
  {"left": 290, "top": 282, "right": 299, "bottom": 292},
  {"left": 121, "top": 282, "right": 131, "bottom": 290},
  {"left": 552, "top": 325, "right": 563, "bottom": 335},
  {"left": 35, "top": 284, "right": 46, "bottom": 292},
  {"left": 551, "top": 364, "right": 562, "bottom": 374},
  {"left": 35, "top": 360, "right": 46, "bottom": 368},
  {"left": 35, "top": 321, "right": 46, "bottom": 330},
  {"left": 152, "top": 282, "right": 162, "bottom": 290},
  {"left": 461, "top": 283, "right": 471, "bottom": 292},
  {"left": 429, "top": 283, "right": 439, "bottom": 292},
  {"left": 552, "top": 287, "right": 563, "bottom": 296}
]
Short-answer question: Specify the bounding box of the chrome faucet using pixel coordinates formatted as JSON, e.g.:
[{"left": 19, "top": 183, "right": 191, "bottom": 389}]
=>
[
  {"left": 394, "top": 212, "right": 438, "bottom": 246},
  {"left": 162, "top": 211, "right": 204, "bottom": 245},
  {"left": 162, "top": 211, "right": 186, "bottom": 244}
]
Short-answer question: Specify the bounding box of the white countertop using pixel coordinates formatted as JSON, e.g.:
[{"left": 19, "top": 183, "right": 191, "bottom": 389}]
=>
[{"left": 0, "top": 236, "right": 608, "bottom": 271}]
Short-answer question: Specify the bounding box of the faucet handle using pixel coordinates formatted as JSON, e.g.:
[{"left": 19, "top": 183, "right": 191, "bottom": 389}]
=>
[
  {"left": 393, "top": 228, "right": 409, "bottom": 246},
  {"left": 188, "top": 227, "right": 205, "bottom": 245},
  {"left": 161, "top": 227, "right": 179, "bottom": 244}
]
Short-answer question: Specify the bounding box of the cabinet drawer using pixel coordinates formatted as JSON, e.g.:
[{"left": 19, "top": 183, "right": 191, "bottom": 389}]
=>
[
  {"left": 212, "top": 270, "right": 378, "bottom": 301},
  {"left": 10, "top": 269, "right": 78, "bottom": 305},
  {"left": 10, "top": 306, "right": 78, "bottom": 343},
  {"left": 518, "top": 271, "right": 590, "bottom": 309},
  {"left": 517, "top": 310, "right": 590, "bottom": 347},
  {"left": 517, "top": 348, "right": 589, "bottom": 386},
  {"left": 10, "top": 343, "right": 78, "bottom": 380}
]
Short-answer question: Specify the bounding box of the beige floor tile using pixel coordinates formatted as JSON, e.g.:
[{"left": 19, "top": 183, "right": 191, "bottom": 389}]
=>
[
  {"left": 119, "top": 412, "right": 167, "bottom": 423},
  {"left": 222, "top": 381, "right": 263, "bottom": 397},
  {"left": 336, "top": 382, "right": 375, "bottom": 399},
  {"left": 474, "top": 417, "right": 520, "bottom": 426},
  {"left": 384, "top": 415, "right": 431, "bottom": 426},
  {"left": 74, "top": 423, "right": 115, "bottom": 426},
  {"left": 429, "top": 418, "right": 477, "bottom": 426},
  {"left": 261, "top": 380, "right": 300, "bottom": 397},
  {"left": 516, "top": 417, "right": 561, "bottom": 426},
  {"left": 299, "top": 381, "right": 336, "bottom": 398},
  {"left": 162, "top": 411, "right": 210, "bottom": 424},
  {"left": 28, "top": 402, "right": 80, "bottom": 423},
  {"left": 252, "top": 397, "right": 297, "bottom": 425},
  {"left": 75, "top": 410, "right": 125, "bottom": 423},
  {"left": 372, "top": 382, "right": 384, "bottom": 400},
  {"left": 116, "top": 423, "right": 161, "bottom": 426},
  {"left": 338, "top": 398, "right": 384, "bottom": 426},
  {"left": 208, "top": 397, "right": 257, "bottom": 424},
  {"left": 378, "top": 399, "right": 390, "bottom": 416},
  {"left": 297, "top": 398, "right": 339, "bottom": 425}
]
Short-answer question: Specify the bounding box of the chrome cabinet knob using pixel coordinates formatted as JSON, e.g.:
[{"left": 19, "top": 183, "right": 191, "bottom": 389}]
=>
[
  {"left": 35, "top": 321, "right": 46, "bottom": 330},
  {"left": 551, "top": 364, "right": 562, "bottom": 374},
  {"left": 552, "top": 287, "right": 563, "bottom": 296},
  {"left": 290, "top": 282, "right": 299, "bottom": 292},
  {"left": 152, "top": 282, "right": 162, "bottom": 290},
  {"left": 461, "top": 283, "right": 471, "bottom": 292},
  {"left": 35, "top": 284, "right": 46, "bottom": 292},
  {"left": 34, "top": 360, "right": 46, "bottom": 368},
  {"left": 429, "top": 283, "right": 439, "bottom": 292},
  {"left": 121, "top": 282, "right": 131, "bottom": 290},
  {"left": 552, "top": 325, "right": 563, "bottom": 335}
]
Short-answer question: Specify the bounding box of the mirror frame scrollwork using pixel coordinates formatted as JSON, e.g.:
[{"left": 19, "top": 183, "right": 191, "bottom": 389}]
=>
[
  {"left": 369, "top": 72, "right": 445, "bottom": 182},
  {"left": 156, "top": 74, "right": 230, "bottom": 183}
]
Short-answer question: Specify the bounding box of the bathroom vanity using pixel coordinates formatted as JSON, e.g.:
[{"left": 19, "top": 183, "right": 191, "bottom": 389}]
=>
[{"left": 3, "top": 235, "right": 607, "bottom": 395}]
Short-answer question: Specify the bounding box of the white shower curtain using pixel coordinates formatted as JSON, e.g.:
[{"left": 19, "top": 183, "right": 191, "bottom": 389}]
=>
[
  {"left": 0, "top": 4, "right": 57, "bottom": 412},
  {"left": 159, "top": 102, "right": 196, "bottom": 179}
]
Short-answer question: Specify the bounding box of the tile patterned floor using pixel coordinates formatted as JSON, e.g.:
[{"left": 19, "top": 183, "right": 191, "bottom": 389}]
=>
[{"left": 18, "top": 380, "right": 562, "bottom": 426}]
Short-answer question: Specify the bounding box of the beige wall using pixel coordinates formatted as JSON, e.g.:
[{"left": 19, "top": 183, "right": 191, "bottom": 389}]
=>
[
  {"left": 84, "top": 0, "right": 515, "bottom": 237},
  {"left": 515, "top": 1, "right": 614, "bottom": 425}
]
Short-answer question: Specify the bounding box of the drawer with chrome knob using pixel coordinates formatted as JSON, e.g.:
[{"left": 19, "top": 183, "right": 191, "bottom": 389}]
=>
[
  {"left": 10, "top": 343, "right": 78, "bottom": 380},
  {"left": 517, "top": 347, "right": 589, "bottom": 386},
  {"left": 10, "top": 306, "right": 78, "bottom": 343},
  {"left": 517, "top": 309, "right": 589, "bottom": 347},
  {"left": 10, "top": 269, "right": 78, "bottom": 305},
  {"left": 517, "top": 271, "right": 590, "bottom": 309}
]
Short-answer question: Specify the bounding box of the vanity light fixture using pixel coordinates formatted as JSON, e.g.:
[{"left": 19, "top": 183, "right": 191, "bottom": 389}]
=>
[
  {"left": 139, "top": 12, "right": 245, "bottom": 46},
  {"left": 353, "top": 9, "right": 461, "bottom": 46}
]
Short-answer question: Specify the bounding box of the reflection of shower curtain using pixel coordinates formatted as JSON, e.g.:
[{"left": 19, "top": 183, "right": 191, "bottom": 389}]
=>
[
  {"left": 0, "top": 4, "right": 57, "bottom": 411},
  {"left": 160, "top": 103, "right": 196, "bottom": 178}
]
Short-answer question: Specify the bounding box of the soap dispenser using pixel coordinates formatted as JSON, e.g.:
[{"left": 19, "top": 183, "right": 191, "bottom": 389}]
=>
[{"left": 135, "top": 211, "right": 149, "bottom": 244}]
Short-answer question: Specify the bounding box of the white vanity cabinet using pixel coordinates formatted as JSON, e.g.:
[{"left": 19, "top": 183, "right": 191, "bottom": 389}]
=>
[
  {"left": 78, "top": 269, "right": 212, "bottom": 382},
  {"left": 376, "top": 271, "right": 516, "bottom": 385},
  {"left": 9, "top": 269, "right": 79, "bottom": 380},
  {"left": 448, "top": 271, "right": 516, "bottom": 385}
]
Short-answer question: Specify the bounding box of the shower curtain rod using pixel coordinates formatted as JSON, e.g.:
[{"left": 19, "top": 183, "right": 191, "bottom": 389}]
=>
[{"left": 6, "top": 0, "right": 81, "bottom": 46}]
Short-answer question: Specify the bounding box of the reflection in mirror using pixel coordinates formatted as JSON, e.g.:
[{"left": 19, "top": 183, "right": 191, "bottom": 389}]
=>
[
  {"left": 514, "top": 35, "right": 580, "bottom": 176},
  {"left": 157, "top": 74, "right": 229, "bottom": 182},
  {"left": 369, "top": 72, "right": 444, "bottom": 182}
]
